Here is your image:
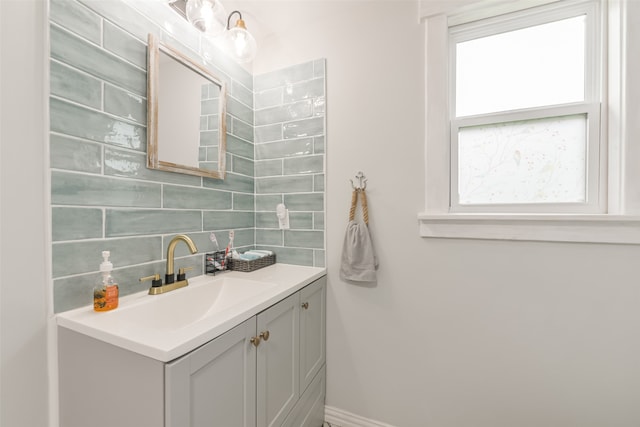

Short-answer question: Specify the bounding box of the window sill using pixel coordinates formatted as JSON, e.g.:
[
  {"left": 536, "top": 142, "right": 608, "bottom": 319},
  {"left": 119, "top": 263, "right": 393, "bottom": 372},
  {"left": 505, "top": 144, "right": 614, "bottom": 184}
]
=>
[{"left": 418, "top": 213, "right": 640, "bottom": 244}]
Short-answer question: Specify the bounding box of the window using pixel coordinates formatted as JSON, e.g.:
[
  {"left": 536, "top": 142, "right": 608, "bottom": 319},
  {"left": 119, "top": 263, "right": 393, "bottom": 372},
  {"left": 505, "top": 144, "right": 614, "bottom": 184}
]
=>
[
  {"left": 449, "top": 1, "right": 602, "bottom": 213},
  {"left": 420, "top": 0, "right": 640, "bottom": 243}
]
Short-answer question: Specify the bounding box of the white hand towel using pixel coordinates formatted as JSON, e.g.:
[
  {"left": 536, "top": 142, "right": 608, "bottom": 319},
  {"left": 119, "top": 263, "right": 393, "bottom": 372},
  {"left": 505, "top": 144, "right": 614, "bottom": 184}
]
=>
[{"left": 340, "top": 219, "right": 377, "bottom": 282}]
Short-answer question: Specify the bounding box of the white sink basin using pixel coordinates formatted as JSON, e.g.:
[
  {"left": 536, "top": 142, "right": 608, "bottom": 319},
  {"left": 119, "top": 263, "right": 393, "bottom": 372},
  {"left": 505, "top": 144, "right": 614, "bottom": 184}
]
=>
[
  {"left": 116, "top": 276, "right": 278, "bottom": 331},
  {"left": 57, "top": 264, "right": 326, "bottom": 361}
]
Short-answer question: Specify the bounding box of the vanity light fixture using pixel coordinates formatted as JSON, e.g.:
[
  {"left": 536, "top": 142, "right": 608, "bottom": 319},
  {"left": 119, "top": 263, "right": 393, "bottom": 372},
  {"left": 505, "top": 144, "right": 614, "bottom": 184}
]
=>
[
  {"left": 184, "top": 0, "right": 227, "bottom": 37},
  {"left": 168, "top": 1, "right": 257, "bottom": 63},
  {"left": 225, "top": 10, "right": 257, "bottom": 63}
]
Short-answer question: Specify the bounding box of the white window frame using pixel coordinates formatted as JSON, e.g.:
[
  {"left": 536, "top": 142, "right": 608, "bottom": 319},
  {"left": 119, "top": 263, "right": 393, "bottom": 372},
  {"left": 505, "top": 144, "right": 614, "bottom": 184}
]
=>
[
  {"left": 449, "top": 1, "right": 603, "bottom": 214},
  {"left": 419, "top": 0, "right": 640, "bottom": 244}
]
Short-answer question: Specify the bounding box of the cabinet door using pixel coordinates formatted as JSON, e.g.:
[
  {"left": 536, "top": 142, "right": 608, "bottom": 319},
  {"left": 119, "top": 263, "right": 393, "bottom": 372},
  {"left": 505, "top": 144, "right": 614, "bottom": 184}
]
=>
[
  {"left": 299, "top": 276, "right": 326, "bottom": 393},
  {"left": 165, "top": 318, "right": 257, "bottom": 427},
  {"left": 282, "top": 365, "right": 326, "bottom": 427},
  {"left": 256, "top": 292, "right": 300, "bottom": 427}
]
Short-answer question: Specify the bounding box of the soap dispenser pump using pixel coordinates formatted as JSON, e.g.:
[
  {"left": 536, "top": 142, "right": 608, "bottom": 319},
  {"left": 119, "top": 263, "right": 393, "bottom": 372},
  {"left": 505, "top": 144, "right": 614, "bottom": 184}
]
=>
[{"left": 93, "top": 251, "right": 119, "bottom": 312}]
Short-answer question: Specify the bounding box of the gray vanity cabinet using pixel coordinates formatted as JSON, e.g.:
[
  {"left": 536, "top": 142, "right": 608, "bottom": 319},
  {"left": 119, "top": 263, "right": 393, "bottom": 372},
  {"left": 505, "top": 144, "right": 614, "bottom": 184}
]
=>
[
  {"left": 299, "top": 278, "right": 326, "bottom": 393},
  {"left": 58, "top": 275, "right": 326, "bottom": 427},
  {"left": 257, "top": 292, "right": 300, "bottom": 427},
  {"left": 165, "top": 318, "right": 257, "bottom": 427},
  {"left": 165, "top": 280, "right": 325, "bottom": 427},
  {"left": 165, "top": 292, "right": 301, "bottom": 427}
]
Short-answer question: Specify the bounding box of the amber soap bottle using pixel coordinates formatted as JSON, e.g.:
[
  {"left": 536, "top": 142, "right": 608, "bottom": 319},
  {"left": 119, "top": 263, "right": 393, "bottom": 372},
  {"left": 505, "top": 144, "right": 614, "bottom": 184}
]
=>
[{"left": 93, "top": 251, "right": 119, "bottom": 312}]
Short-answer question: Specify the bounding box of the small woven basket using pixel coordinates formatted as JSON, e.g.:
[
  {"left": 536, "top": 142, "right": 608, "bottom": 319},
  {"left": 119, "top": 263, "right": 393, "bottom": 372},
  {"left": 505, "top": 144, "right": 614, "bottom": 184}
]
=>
[{"left": 227, "top": 254, "right": 276, "bottom": 272}]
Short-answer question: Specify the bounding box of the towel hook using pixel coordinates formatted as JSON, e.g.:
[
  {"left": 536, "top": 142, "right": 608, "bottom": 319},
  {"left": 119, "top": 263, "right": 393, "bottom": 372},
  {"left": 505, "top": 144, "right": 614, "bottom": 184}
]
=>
[{"left": 350, "top": 171, "right": 367, "bottom": 190}]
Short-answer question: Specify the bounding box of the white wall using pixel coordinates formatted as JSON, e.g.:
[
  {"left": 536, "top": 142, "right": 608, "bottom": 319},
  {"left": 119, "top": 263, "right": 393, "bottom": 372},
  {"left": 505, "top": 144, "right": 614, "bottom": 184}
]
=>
[
  {"left": 0, "top": 1, "right": 50, "bottom": 426},
  {"left": 248, "top": 1, "right": 640, "bottom": 426}
]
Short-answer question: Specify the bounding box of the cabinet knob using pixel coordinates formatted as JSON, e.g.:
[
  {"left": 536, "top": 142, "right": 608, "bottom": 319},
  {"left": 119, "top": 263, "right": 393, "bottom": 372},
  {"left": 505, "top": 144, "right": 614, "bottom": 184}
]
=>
[
  {"left": 250, "top": 336, "right": 261, "bottom": 347},
  {"left": 260, "top": 330, "right": 270, "bottom": 341},
  {"left": 301, "top": 302, "right": 309, "bottom": 310}
]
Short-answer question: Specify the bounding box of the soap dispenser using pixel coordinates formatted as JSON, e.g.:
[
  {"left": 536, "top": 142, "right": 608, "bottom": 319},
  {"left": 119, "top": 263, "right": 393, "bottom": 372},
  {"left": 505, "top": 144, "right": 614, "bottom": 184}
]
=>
[{"left": 93, "top": 251, "right": 119, "bottom": 312}]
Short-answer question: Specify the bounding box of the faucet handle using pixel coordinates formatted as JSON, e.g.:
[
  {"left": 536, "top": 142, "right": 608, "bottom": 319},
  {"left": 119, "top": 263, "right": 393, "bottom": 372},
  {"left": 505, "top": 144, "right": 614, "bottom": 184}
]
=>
[
  {"left": 140, "top": 274, "right": 162, "bottom": 288},
  {"left": 177, "top": 266, "right": 195, "bottom": 281}
]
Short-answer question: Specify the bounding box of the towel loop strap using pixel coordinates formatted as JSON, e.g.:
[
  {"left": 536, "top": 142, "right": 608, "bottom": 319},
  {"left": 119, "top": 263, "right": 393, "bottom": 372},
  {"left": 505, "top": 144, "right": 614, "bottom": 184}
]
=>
[{"left": 348, "top": 188, "right": 369, "bottom": 225}]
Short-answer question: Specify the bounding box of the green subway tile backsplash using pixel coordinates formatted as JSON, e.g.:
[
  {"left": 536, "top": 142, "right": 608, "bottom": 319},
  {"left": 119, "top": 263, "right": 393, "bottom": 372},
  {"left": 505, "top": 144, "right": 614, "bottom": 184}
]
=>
[
  {"left": 52, "top": 207, "right": 103, "bottom": 242},
  {"left": 103, "top": 21, "right": 147, "bottom": 68},
  {"left": 255, "top": 139, "right": 313, "bottom": 160},
  {"left": 254, "top": 61, "right": 314, "bottom": 92},
  {"left": 77, "top": 0, "right": 170, "bottom": 47},
  {"left": 54, "top": 260, "right": 167, "bottom": 313},
  {"left": 255, "top": 159, "right": 283, "bottom": 177},
  {"left": 313, "top": 60, "right": 326, "bottom": 78},
  {"left": 256, "top": 246, "right": 314, "bottom": 266},
  {"left": 283, "top": 78, "right": 325, "bottom": 103},
  {"left": 233, "top": 193, "right": 255, "bottom": 211},
  {"left": 255, "top": 124, "right": 283, "bottom": 143},
  {"left": 51, "top": 98, "right": 145, "bottom": 150},
  {"left": 232, "top": 156, "right": 255, "bottom": 177},
  {"left": 255, "top": 87, "right": 283, "bottom": 110},
  {"left": 52, "top": 171, "right": 161, "bottom": 207},
  {"left": 106, "top": 209, "right": 202, "bottom": 237},
  {"left": 50, "top": 0, "right": 101, "bottom": 44},
  {"left": 283, "top": 155, "right": 324, "bottom": 175},
  {"left": 256, "top": 229, "right": 284, "bottom": 246},
  {"left": 283, "top": 117, "right": 324, "bottom": 139},
  {"left": 314, "top": 212, "right": 325, "bottom": 230},
  {"left": 289, "top": 213, "right": 314, "bottom": 230},
  {"left": 256, "top": 212, "right": 279, "bottom": 229},
  {"left": 313, "top": 97, "right": 326, "bottom": 117},
  {"left": 283, "top": 193, "right": 324, "bottom": 211},
  {"left": 227, "top": 134, "right": 254, "bottom": 159},
  {"left": 284, "top": 230, "right": 324, "bottom": 249},
  {"left": 255, "top": 100, "right": 313, "bottom": 126},
  {"left": 50, "top": 0, "right": 324, "bottom": 312},
  {"left": 203, "top": 211, "right": 255, "bottom": 230},
  {"left": 256, "top": 212, "right": 313, "bottom": 230},
  {"left": 256, "top": 176, "right": 314, "bottom": 194},
  {"left": 314, "top": 250, "right": 326, "bottom": 268},
  {"left": 227, "top": 96, "right": 253, "bottom": 125},
  {"left": 50, "top": 134, "right": 102, "bottom": 173},
  {"left": 50, "top": 60, "right": 102, "bottom": 109},
  {"left": 163, "top": 186, "right": 232, "bottom": 210},
  {"left": 104, "top": 147, "right": 201, "bottom": 185},
  {"left": 255, "top": 195, "right": 283, "bottom": 211},
  {"left": 50, "top": 24, "right": 147, "bottom": 96},
  {"left": 104, "top": 84, "right": 146, "bottom": 124},
  {"left": 314, "top": 174, "right": 325, "bottom": 192},
  {"left": 53, "top": 236, "right": 162, "bottom": 277},
  {"left": 231, "top": 118, "right": 254, "bottom": 143},
  {"left": 201, "top": 98, "right": 219, "bottom": 115},
  {"left": 231, "top": 80, "right": 254, "bottom": 109},
  {"left": 203, "top": 172, "right": 254, "bottom": 193}
]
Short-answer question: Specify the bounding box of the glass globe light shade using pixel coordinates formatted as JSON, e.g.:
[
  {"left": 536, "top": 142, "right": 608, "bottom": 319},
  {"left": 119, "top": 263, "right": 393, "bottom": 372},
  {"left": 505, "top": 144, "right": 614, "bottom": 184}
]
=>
[
  {"left": 225, "top": 20, "right": 257, "bottom": 63},
  {"left": 185, "top": 0, "right": 227, "bottom": 38}
]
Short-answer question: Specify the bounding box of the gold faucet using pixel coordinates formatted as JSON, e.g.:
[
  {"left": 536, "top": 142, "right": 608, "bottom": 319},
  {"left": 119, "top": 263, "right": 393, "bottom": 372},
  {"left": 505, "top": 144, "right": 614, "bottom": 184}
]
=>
[
  {"left": 140, "top": 234, "right": 198, "bottom": 295},
  {"left": 166, "top": 234, "right": 198, "bottom": 281}
]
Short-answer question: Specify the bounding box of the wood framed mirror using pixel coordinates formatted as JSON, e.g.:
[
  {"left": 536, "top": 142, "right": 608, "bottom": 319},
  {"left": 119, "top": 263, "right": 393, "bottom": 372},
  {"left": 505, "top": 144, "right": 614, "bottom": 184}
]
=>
[{"left": 147, "top": 33, "right": 227, "bottom": 179}]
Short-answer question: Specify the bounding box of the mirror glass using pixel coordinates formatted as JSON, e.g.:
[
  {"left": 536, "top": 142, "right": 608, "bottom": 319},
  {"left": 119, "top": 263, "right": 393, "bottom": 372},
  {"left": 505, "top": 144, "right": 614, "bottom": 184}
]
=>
[{"left": 147, "top": 34, "right": 227, "bottom": 179}]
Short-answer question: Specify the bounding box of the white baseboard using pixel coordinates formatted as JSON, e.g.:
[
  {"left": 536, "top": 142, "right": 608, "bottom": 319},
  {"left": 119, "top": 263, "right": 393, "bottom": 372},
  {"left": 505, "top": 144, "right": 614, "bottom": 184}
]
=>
[{"left": 324, "top": 405, "right": 397, "bottom": 427}]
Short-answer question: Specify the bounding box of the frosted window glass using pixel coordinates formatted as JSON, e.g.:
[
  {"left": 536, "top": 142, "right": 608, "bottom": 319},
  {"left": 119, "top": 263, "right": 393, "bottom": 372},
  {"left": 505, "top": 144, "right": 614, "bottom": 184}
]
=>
[
  {"left": 458, "top": 115, "right": 587, "bottom": 205},
  {"left": 456, "top": 16, "right": 586, "bottom": 117}
]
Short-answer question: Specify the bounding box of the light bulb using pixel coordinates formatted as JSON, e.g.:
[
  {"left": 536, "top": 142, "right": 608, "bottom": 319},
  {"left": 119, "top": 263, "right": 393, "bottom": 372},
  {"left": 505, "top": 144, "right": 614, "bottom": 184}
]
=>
[
  {"left": 186, "top": 0, "right": 227, "bottom": 38},
  {"left": 225, "top": 20, "right": 257, "bottom": 63}
]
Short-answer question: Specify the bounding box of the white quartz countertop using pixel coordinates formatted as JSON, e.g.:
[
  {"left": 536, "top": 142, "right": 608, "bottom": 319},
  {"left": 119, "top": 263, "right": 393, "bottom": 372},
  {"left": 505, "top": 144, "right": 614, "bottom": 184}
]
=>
[{"left": 56, "top": 264, "right": 326, "bottom": 362}]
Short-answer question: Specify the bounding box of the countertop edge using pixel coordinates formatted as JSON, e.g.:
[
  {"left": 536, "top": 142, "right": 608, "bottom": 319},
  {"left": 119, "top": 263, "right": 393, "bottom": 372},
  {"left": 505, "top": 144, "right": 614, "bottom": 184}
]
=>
[{"left": 56, "top": 264, "right": 327, "bottom": 362}]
